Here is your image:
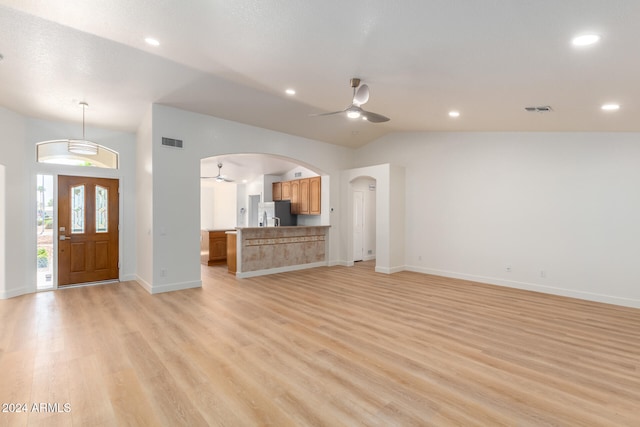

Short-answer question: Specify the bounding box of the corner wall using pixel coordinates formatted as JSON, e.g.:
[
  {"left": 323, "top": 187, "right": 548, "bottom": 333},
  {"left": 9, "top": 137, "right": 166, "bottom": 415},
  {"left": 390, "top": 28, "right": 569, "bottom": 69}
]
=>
[{"left": 356, "top": 132, "right": 640, "bottom": 308}]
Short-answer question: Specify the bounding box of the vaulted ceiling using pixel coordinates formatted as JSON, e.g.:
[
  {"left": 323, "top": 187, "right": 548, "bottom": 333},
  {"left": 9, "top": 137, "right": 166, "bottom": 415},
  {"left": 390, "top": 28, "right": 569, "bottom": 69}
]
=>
[{"left": 1, "top": 1, "right": 638, "bottom": 148}]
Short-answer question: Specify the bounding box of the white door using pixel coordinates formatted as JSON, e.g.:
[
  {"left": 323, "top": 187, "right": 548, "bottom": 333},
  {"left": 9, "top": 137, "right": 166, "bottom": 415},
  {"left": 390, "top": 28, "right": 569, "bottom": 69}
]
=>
[{"left": 353, "top": 191, "right": 364, "bottom": 262}]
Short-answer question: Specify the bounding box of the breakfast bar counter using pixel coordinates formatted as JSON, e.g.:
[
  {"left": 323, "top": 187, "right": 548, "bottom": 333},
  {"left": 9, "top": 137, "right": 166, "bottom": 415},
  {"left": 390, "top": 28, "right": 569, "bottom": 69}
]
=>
[{"left": 231, "top": 226, "right": 330, "bottom": 278}]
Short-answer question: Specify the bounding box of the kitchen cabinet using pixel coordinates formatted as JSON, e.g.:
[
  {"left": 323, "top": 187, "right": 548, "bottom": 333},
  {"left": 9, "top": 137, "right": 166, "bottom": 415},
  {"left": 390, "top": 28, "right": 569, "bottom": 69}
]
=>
[
  {"left": 275, "top": 177, "right": 321, "bottom": 215},
  {"left": 299, "top": 178, "right": 310, "bottom": 214},
  {"left": 291, "top": 179, "right": 300, "bottom": 214},
  {"left": 281, "top": 181, "right": 291, "bottom": 200},
  {"left": 226, "top": 232, "right": 237, "bottom": 275},
  {"left": 309, "top": 176, "right": 321, "bottom": 215},
  {"left": 272, "top": 182, "right": 282, "bottom": 201},
  {"left": 201, "top": 230, "right": 228, "bottom": 265}
]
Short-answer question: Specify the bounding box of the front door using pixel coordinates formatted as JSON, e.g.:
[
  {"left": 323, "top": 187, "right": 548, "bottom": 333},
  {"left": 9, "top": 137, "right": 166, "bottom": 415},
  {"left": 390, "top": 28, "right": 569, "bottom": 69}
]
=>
[{"left": 58, "top": 176, "right": 119, "bottom": 286}]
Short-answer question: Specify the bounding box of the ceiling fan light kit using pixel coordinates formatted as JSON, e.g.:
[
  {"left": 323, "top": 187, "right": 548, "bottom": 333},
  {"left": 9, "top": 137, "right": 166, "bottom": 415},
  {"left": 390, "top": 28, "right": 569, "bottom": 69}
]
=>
[{"left": 311, "top": 77, "right": 390, "bottom": 123}]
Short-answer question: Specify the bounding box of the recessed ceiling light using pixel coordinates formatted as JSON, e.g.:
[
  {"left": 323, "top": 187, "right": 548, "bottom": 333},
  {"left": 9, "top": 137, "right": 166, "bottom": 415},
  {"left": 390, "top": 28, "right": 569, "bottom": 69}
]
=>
[
  {"left": 448, "top": 111, "right": 460, "bottom": 118},
  {"left": 601, "top": 103, "right": 620, "bottom": 111},
  {"left": 145, "top": 37, "right": 160, "bottom": 47},
  {"left": 572, "top": 34, "right": 600, "bottom": 46},
  {"left": 285, "top": 88, "right": 296, "bottom": 95}
]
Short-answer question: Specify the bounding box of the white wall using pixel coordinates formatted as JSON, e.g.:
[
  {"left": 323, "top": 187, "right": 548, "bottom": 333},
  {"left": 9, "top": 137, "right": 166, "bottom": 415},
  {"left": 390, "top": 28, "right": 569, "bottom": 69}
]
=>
[
  {"left": 0, "top": 107, "right": 28, "bottom": 298},
  {"left": 356, "top": 132, "right": 640, "bottom": 308},
  {"left": 200, "top": 181, "right": 237, "bottom": 230},
  {"left": 136, "top": 107, "right": 153, "bottom": 290},
  {"left": 0, "top": 164, "right": 5, "bottom": 297},
  {"left": 144, "top": 104, "right": 353, "bottom": 293}
]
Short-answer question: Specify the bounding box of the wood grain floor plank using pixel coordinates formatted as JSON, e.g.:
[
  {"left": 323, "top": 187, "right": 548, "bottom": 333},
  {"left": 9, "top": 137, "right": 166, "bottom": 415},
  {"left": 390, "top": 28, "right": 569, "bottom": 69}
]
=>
[{"left": 1, "top": 261, "right": 640, "bottom": 425}]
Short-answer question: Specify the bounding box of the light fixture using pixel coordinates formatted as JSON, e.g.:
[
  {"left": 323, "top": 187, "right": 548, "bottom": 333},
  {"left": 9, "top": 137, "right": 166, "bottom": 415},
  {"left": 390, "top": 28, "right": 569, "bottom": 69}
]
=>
[
  {"left": 346, "top": 106, "right": 361, "bottom": 119},
  {"left": 449, "top": 111, "right": 460, "bottom": 118},
  {"left": 601, "top": 103, "right": 620, "bottom": 111},
  {"left": 68, "top": 102, "right": 98, "bottom": 155},
  {"left": 285, "top": 88, "right": 296, "bottom": 95},
  {"left": 572, "top": 34, "right": 600, "bottom": 46},
  {"left": 145, "top": 37, "right": 160, "bottom": 46}
]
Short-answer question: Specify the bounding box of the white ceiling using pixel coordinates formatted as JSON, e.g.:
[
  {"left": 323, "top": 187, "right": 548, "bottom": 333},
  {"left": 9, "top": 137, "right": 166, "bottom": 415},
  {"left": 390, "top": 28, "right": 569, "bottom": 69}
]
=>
[
  {"left": 1, "top": 1, "right": 639, "bottom": 149},
  {"left": 201, "top": 154, "right": 307, "bottom": 184}
]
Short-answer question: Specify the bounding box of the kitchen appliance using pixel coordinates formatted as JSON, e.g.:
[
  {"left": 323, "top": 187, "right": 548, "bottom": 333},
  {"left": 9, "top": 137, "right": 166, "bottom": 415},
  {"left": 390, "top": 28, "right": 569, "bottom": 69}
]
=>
[{"left": 258, "top": 201, "right": 297, "bottom": 227}]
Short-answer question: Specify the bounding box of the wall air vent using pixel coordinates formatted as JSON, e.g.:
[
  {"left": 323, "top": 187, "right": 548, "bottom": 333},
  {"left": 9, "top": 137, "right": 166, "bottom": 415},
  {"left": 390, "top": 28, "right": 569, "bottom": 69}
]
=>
[
  {"left": 525, "top": 106, "right": 553, "bottom": 113},
  {"left": 294, "top": 172, "right": 302, "bottom": 178},
  {"left": 161, "top": 137, "right": 183, "bottom": 148}
]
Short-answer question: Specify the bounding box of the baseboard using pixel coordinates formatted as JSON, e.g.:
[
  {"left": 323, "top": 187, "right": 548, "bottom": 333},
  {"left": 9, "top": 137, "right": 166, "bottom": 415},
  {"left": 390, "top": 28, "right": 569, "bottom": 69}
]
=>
[
  {"left": 375, "top": 265, "right": 405, "bottom": 274},
  {"left": 149, "top": 280, "right": 202, "bottom": 294},
  {"left": 237, "top": 261, "right": 327, "bottom": 279},
  {"left": 328, "top": 260, "right": 349, "bottom": 267},
  {"left": 0, "top": 286, "right": 31, "bottom": 299},
  {"left": 405, "top": 265, "right": 640, "bottom": 309},
  {"left": 120, "top": 273, "right": 137, "bottom": 282},
  {"left": 135, "top": 275, "right": 153, "bottom": 293},
  {"left": 363, "top": 255, "right": 376, "bottom": 261}
]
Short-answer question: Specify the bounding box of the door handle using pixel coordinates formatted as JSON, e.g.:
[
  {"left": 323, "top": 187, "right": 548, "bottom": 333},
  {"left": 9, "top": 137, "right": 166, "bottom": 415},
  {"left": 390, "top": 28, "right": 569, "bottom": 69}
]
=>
[{"left": 59, "top": 235, "right": 71, "bottom": 241}]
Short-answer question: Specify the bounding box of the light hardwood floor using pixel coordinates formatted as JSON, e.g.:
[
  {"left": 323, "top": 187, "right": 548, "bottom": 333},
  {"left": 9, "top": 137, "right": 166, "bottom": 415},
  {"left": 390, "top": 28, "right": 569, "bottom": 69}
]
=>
[{"left": 1, "top": 261, "right": 639, "bottom": 426}]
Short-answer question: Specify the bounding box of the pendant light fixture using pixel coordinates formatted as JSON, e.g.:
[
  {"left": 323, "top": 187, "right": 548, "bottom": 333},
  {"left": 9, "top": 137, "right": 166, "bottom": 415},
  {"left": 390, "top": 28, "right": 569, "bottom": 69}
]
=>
[{"left": 67, "top": 102, "right": 98, "bottom": 155}]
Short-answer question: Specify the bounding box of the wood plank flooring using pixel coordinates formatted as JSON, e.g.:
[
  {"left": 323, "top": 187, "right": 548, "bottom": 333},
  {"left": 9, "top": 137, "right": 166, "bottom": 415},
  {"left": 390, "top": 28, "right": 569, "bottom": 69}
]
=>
[{"left": 1, "top": 261, "right": 639, "bottom": 426}]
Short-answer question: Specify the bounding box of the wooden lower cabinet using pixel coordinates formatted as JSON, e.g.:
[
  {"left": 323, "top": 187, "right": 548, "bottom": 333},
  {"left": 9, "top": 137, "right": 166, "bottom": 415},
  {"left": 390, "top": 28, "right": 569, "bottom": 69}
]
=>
[
  {"left": 201, "top": 230, "right": 229, "bottom": 265},
  {"left": 226, "top": 232, "right": 237, "bottom": 274}
]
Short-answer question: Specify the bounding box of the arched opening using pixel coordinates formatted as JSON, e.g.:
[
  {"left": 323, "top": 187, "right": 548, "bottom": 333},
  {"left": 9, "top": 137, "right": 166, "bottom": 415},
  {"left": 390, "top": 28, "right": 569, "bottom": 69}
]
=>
[{"left": 199, "top": 152, "right": 329, "bottom": 275}]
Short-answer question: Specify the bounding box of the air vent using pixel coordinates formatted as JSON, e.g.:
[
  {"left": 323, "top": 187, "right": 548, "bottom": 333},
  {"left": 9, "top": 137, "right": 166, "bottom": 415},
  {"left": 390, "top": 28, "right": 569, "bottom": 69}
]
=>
[
  {"left": 294, "top": 172, "right": 302, "bottom": 178},
  {"left": 525, "top": 106, "right": 553, "bottom": 113},
  {"left": 161, "top": 137, "right": 183, "bottom": 148}
]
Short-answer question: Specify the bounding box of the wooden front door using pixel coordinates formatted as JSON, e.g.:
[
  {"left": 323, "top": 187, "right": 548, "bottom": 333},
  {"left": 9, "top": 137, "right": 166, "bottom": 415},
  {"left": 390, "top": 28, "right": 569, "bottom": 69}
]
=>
[{"left": 58, "top": 176, "right": 119, "bottom": 286}]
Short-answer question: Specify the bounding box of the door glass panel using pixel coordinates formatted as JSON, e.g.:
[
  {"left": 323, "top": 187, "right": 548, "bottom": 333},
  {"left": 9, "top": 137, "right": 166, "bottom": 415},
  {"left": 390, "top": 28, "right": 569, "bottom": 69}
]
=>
[
  {"left": 71, "top": 185, "right": 85, "bottom": 233},
  {"left": 96, "top": 185, "right": 108, "bottom": 233}
]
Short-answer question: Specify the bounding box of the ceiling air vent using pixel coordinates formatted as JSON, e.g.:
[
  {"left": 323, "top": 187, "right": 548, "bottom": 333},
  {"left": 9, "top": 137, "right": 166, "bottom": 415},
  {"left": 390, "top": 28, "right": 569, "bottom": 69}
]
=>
[
  {"left": 161, "top": 137, "right": 183, "bottom": 148},
  {"left": 525, "top": 106, "right": 553, "bottom": 113}
]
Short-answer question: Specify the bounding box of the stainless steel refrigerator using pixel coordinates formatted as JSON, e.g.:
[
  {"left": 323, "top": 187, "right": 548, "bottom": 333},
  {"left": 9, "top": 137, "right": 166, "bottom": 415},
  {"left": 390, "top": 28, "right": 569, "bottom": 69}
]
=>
[{"left": 258, "top": 201, "right": 297, "bottom": 226}]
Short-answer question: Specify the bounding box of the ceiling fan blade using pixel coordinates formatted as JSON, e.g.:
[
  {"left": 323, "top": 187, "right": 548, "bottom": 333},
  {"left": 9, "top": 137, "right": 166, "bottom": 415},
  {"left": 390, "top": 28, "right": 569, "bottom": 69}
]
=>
[
  {"left": 362, "top": 110, "right": 391, "bottom": 123},
  {"left": 353, "top": 84, "right": 370, "bottom": 106},
  {"left": 309, "top": 110, "right": 345, "bottom": 117}
]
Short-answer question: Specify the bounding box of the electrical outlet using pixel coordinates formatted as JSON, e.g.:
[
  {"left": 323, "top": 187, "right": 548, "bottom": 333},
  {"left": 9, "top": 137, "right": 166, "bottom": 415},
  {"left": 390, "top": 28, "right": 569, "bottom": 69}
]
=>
[
  {"left": 160, "top": 268, "right": 167, "bottom": 277},
  {"left": 540, "top": 270, "right": 546, "bottom": 278},
  {"left": 418, "top": 255, "right": 422, "bottom": 261},
  {"left": 367, "top": 250, "right": 373, "bottom": 255}
]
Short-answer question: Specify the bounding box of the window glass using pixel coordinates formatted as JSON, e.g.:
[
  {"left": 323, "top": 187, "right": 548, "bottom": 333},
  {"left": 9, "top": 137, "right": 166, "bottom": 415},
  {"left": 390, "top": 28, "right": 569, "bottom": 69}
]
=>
[
  {"left": 71, "top": 185, "right": 85, "bottom": 234},
  {"left": 36, "top": 141, "right": 118, "bottom": 169},
  {"left": 96, "top": 185, "right": 108, "bottom": 233}
]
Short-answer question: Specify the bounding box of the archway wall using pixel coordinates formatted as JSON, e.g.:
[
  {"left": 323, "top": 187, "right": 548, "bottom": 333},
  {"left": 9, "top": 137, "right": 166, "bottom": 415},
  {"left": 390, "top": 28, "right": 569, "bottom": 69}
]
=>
[
  {"left": 140, "top": 104, "right": 355, "bottom": 293},
  {"left": 341, "top": 164, "right": 405, "bottom": 273}
]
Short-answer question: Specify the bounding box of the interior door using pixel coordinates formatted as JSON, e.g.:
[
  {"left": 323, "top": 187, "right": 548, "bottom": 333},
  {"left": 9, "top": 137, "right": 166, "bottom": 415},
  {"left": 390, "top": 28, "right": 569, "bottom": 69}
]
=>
[
  {"left": 353, "top": 191, "right": 364, "bottom": 262},
  {"left": 58, "top": 176, "right": 119, "bottom": 286}
]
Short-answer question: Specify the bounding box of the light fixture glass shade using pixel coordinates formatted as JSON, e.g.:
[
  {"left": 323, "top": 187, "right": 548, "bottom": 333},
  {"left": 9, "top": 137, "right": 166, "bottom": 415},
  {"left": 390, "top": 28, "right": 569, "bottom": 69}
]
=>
[
  {"left": 68, "top": 139, "right": 99, "bottom": 155},
  {"left": 346, "top": 106, "right": 361, "bottom": 119}
]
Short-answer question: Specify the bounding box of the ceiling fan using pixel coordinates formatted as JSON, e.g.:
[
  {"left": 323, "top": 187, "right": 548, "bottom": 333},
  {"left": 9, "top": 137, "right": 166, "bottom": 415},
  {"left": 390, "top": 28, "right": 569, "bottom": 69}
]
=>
[
  {"left": 311, "top": 78, "right": 390, "bottom": 123},
  {"left": 201, "top": 163, "right": 234, "bottom": 182}
]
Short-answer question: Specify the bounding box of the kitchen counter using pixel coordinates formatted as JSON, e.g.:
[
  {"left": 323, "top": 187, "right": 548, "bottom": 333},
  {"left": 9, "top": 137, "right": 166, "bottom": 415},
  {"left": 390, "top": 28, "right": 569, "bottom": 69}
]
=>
[{"left": 233, "top": 225, "right": 330, "bottom": 278}]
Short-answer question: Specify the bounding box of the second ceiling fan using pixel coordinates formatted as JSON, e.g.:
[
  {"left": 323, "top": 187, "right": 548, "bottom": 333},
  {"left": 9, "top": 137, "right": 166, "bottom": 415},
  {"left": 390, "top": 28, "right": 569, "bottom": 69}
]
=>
[{"left": 312, "top": 78, "right": 390, "bottom": 123}]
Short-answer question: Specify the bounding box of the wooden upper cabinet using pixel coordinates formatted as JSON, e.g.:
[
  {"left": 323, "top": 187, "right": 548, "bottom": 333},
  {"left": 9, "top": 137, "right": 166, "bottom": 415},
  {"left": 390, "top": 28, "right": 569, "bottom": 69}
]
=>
[
  {"left": 299, "top": 178, "right": 310, "bottom": 214},
  {"left": 274, "top": 177, "right": 320, "bottom": 215},
  {"left": 272, "top": 182, "right": 282, "bottom": 201},
  {"left": 290, "top": 179, "right": 300, "bottom": 214},
  {"left": 281, "top": 181, "right": 291, "bottom": 200},
  {"left": 309, "top": 176, "right": 321, "bottom": 215}
]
